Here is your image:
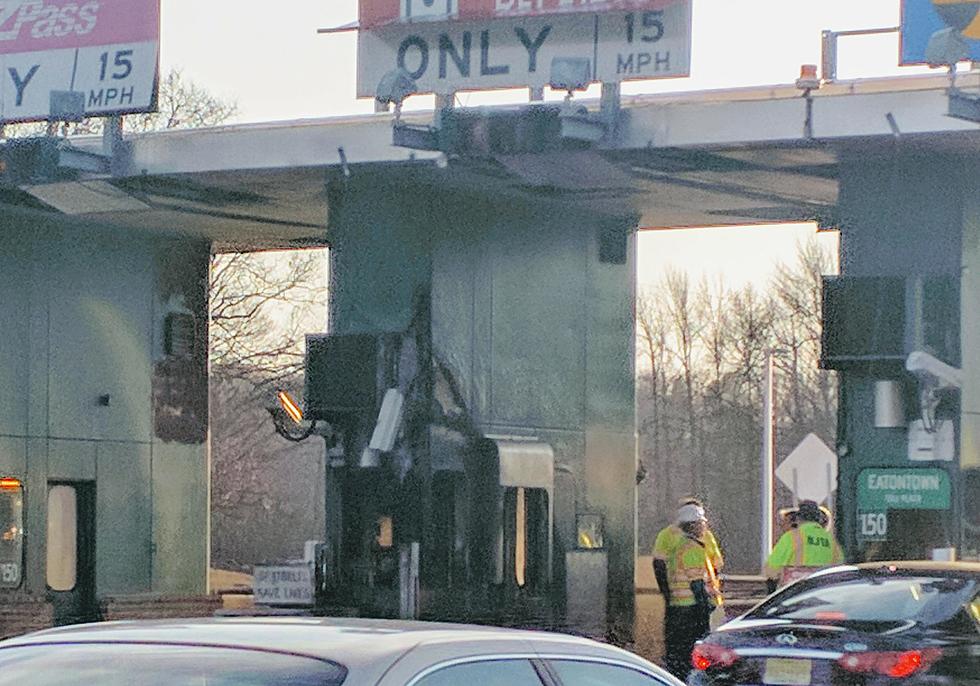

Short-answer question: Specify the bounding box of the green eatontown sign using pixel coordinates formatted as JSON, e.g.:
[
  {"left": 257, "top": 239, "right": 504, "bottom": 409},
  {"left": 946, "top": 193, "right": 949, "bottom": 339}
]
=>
[{"left": 857, "top": 468, "right": 952, "bottom": 510}]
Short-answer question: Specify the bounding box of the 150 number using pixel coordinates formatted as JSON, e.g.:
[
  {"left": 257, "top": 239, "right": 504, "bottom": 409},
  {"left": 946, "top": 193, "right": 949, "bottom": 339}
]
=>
[
  {"left": 99, "top": 50, "right": 134, "bottom": 81},
  {"left": 624, "top": 11, "right": 665, "bottom": 44},
  {"left": 859, "top": 512, "right": 888, "bottom": 538}
]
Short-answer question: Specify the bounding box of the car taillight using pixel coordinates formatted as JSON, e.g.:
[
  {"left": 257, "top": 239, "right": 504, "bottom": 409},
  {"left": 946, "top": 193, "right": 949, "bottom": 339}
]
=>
[
  {"left": 692, "top": 642, "right": 739, "bottom": 671},
  {"left": 837, "top": 649, "right": 943, "bottom": 678}
]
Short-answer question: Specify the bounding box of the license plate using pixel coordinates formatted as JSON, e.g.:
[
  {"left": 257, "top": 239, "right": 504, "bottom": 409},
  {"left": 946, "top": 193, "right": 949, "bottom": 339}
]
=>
[{"left": 763, "top": 658, "right": 812, "bottom": 686}]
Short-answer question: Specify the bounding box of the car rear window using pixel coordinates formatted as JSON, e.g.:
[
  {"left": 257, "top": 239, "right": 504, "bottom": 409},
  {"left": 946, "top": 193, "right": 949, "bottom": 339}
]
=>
[
  {"left": 749, "top": 573, "right": 977, "bottom": 630},
  {"left": 0, "top": 643, "right": 347, "bottom": 685}
]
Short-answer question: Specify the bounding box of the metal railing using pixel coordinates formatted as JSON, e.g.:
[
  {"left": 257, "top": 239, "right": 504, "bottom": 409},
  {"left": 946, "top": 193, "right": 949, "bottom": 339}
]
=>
[{"left": 821, "top": 26, "right": 901, "bottom": 83}]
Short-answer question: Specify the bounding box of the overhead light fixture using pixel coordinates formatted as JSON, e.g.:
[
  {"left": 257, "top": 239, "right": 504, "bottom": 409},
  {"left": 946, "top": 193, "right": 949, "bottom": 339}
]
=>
[
  {"left": 925, "top": 27, "right": 969, "bottom": 69},
  {"left": 795, "top": 64, "right": 821, "bottom": 91},
  {"left": 376, "top": 68, "right": 419, "bottom": 121},
  {"left": 277, "top": 390, "right": 304, "bottom": 424},
  {"left": 550, "top": 57, "right": 592, "bottom": 95}
]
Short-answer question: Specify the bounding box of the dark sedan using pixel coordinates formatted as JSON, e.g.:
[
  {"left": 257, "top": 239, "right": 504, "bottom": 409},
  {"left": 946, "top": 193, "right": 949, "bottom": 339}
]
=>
[{"left": 688, "top": 562, "right": 980, "bottom": 686}]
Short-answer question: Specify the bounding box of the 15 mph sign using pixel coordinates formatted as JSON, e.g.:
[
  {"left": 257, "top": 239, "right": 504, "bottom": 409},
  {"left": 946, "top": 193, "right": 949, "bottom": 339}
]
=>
[
  {"left": 0, "top": 0, "right": 159, "bottom": 123},
  {"left": 356, "top": 0, "right": 691, "bottom": 97}
]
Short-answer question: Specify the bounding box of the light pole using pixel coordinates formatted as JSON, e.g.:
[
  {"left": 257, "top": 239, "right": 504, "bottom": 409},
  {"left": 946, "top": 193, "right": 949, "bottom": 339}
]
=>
[{"left": 760, "top": 350, "right": 776, "bottom": 573}]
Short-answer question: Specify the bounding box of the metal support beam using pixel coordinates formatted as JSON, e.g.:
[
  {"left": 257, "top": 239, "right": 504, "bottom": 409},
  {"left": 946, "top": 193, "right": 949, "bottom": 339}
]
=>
[
  {"left": 949, "top": 88, "right": 980, "bottom": 124},
  {"left": 821, "top": 26, "right": 900, "bottom": 82},
  {"left": 58, "top": 145, "right": 110, "bottom": 174},
  {"left": 600, "top": 82, "right": 621, "bottom": 123}
]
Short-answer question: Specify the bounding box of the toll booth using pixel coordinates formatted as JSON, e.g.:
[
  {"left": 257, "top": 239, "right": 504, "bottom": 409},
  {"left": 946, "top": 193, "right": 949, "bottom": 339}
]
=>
[
  {"left": 822, "top": 151, "right": 980, "bottom": 562},
  {"left": 297, "top": 159, "right": 639, "bottom": 638}
]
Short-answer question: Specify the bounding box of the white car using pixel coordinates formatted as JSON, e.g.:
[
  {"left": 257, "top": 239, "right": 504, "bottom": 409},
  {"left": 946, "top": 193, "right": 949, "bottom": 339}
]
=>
[{"left": 0, "top": 617, "right": 684, "bottom": 686}]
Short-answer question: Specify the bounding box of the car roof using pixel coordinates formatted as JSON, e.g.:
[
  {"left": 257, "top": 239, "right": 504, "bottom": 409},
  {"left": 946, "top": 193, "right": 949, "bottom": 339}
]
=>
[
  {"left": 0, "top": 617, "right": 651, "bottom": 682},
  {"left": 854, "top": 560, "right": 980, "bottom": 574}
]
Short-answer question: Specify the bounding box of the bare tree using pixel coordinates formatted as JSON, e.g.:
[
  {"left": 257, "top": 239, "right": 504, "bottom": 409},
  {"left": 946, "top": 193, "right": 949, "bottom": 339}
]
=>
[
  {"left": 208, "top": 248, "right": 329, "bottom": 571},
  {"left": 635, "top": 238, "right": 838, "bottom": 572},
  {"left": 663, "top": 269, "right": 704, "bottom": 492},
  {"left": 128, "top": 69, "right": 238, "bottom": 132},
  {"left": 771, "top": 238, "right": 838, "bottom": 446},
  {"left": 637, "top": 289, "right": 674, "bottom": 534},
  {"left": 210, "top": 250, "right": 326, "bottom": 395}
]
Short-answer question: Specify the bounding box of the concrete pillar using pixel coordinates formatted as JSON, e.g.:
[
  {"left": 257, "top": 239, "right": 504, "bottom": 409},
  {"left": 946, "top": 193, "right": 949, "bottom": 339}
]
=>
[
  {"left": 961, "top": 176, "right": 980, "bottom": 471},
  {"left": 331, "top": 174, "right": 639, "bottom": 633},
  {"left": 961, "top": 172, "right": 980, "bottom": 557}
]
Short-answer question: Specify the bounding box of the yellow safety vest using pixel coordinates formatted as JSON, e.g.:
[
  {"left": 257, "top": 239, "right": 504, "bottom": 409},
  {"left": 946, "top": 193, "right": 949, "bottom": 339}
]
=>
[
  {"left": 766, "top": 522, "right": 844, "bottom": 584},
  {"left": 668, "top": 537, "right": 721, "bottom": 607}
]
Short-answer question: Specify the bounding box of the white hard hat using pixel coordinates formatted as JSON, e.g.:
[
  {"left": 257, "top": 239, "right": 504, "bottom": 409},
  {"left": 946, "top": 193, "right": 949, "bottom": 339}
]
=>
[{"left": 677, "top": 504, "right": 706, "bottom": 524}]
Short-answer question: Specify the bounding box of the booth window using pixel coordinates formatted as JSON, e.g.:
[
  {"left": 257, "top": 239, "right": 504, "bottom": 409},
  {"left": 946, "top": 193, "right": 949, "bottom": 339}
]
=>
[
  {"left": 504, "top": 487, "right": 549, "bottom": 589},
  {"left": 46, "top": 485, "right": 78, "bottom": 592},
  {"left": 0, "top": 479, "right": 24, "bottom": 589},
  {"left": 576, "top": 514, "right": 605, "bottom": 550}
]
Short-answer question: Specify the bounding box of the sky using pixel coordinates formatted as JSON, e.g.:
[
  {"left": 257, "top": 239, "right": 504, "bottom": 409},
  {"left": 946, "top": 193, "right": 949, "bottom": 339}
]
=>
[
  {"left": 159, "top": 0, "right": 926, "bottom": 288},
  {"left": 160, "top": 0, "right": 929, "bottom": 123}
]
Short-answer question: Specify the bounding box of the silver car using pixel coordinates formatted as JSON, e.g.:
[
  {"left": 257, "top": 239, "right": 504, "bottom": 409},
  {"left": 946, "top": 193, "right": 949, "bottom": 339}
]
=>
[{"left": 0, "top": 617, "right": 683, "bottom": 686}]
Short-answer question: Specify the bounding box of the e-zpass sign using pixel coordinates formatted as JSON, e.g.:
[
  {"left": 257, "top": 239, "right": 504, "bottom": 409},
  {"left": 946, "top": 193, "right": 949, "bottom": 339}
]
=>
[{"left": 0, "top": 0, "right": 160, "bottom": 123}]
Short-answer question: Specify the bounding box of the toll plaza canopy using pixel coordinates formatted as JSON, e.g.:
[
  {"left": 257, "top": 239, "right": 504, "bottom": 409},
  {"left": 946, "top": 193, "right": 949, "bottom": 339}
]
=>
[
  {"left": 2, "top": 69, "right": 979, "bottom": 633},
  {"left": 24, "top": 71, "right": 979, "bottom": 253}
]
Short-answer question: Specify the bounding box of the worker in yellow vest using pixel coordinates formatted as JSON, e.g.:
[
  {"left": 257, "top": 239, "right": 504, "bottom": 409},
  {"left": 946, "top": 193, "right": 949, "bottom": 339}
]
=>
[
  {"left": 654, "top": 503, "right": 723, "bottom": 679},
  {"left": 653, "top": 497, "right": 724, "bottom": 575},
  {"left": 766, "top": 500, "right": 844, "bottom": 594}
]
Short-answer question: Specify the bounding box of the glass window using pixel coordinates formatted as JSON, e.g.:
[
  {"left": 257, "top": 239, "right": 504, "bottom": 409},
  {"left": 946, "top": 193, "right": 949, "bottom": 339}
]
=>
[
  {"left": 0, "top": 643, "right": 347, "bottom": 686},
  {"left": 0, "top": 479, "right": 24, "bottom": 589},
  {"left": 376, "top": 515, "right": 393, "bottom": 549},
  {"left": 549, "top": 660, "right": 672, "bottom": 685},
  {"left": 750, "top": 572, "right": 977, "bottom": 631},
  {"left": 577, "top": 514, "right": 605, "bottom": 550},
  {"left": 46, "top": 485, "right": 77, "bottom": 592},
  {"left": 515, "top": 486, "right": 527, "bottom": 587},
  {"left": 414, "top": 659, "right": 542, "bottom": 686}
]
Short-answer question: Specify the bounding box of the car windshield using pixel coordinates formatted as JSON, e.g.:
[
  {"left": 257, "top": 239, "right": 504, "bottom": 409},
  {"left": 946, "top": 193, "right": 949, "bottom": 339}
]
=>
[
  {"left": 0, "top": 643, "right": 347, "bottom": 686},
  {"left": 749, "top": 573, "right": 978, "bottom": 629}
]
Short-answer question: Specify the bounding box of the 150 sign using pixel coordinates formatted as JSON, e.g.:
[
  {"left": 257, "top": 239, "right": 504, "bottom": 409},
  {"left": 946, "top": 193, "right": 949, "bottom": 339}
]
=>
[
  {"left": 857, "top": 511, "right": 888, "bottom": 542},
  {"left": 357, "top": 2, "right": 691, "bottom": 96}
]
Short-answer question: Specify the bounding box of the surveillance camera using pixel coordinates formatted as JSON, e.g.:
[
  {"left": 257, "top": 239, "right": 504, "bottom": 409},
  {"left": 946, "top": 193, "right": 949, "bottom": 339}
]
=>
[
  {"left": 550, "top": 57, "right": 591, "bottom": 93},
  {"left": 924, "top": 27, "right": 969, "bottom": 69},
  {"left": 905, "top": 351, "right": 963, "bottom": 391},
  {"left": 376, "top": 68, "right": 419, "bottom": 107}
]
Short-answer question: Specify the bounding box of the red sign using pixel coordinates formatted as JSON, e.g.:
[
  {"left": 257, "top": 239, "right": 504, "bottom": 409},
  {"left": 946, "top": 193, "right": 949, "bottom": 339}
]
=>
[
  {"left": 0, "top": 0, "right": 159, "bottom": 55},
  {"left": 360, "top": 0, "right": 680, "bottom": 30}
]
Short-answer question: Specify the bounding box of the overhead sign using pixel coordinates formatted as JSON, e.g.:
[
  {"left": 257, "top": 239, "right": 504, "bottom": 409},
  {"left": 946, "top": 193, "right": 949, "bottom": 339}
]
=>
[
  {"left": 253, "top": 564, "right": 314, "bottom": 607},
  {"left": 857, "top": 468, "right": 952, "bottom": 511},
  {"left": 360, "top": 0, "right": 682, "bottom": 30},
  {"left": 901, "top": 0, "right": 980, "bottom": 64},
  {"left": 0, "top": 0, "right": 160, "bottom": 124},
  {"left": 357, "top": 0, "right": 691, "bottom": 97},
  {"left": 775, "top": 433, "right": 838, "bottom": 504}
]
